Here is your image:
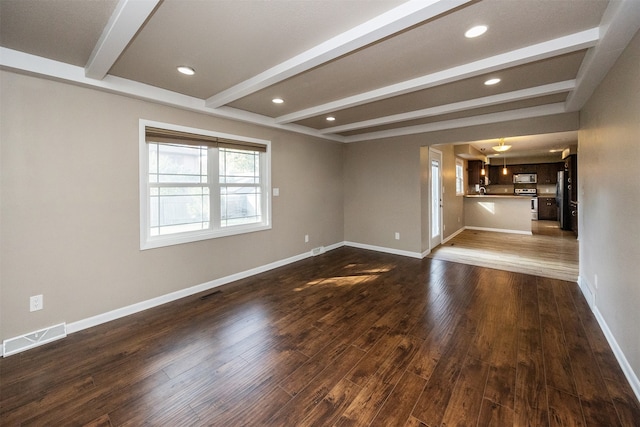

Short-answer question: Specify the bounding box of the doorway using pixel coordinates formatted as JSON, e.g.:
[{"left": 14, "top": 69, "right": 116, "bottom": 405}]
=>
[{"left": 429, "top": 148, "right": 443, "bottom": 251}]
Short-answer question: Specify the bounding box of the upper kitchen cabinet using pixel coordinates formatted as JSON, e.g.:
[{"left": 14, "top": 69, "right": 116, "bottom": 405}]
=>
[
  {"left": 537, "top": 162, "right": 564, "bottom": 184},
  {"left": 468, "top": 160, "right": 485, "bottom": 186},
  {"left": 510, "top": 164, "right": 538, "bottom": 175},
  {"left": 489, "top": 165, "right": 513, "bottom": 185}
]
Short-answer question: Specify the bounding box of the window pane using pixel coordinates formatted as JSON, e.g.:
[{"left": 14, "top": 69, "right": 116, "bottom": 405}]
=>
[
  {"left": 149, "top": 186, "right": 209, "bottom": 236},
  {"left": 220, "top": 186, "right": 262, "bottom": 227},
  {"left": 149, "top": 143, "right": 207, "bottom": 184},
  {"left": 219, "top": 148, "right": 259, "bottom": 184}
]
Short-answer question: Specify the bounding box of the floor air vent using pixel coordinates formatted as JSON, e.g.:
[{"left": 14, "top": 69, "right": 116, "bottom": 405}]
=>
[
  {"left": 3, "top": 323, "right": 67, "bottom": 357},
  {"left": 311, "top": 246, "right": 325, "bottom": 256}
]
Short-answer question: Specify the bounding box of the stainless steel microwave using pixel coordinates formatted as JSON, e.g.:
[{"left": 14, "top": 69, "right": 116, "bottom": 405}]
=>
[{"left": 513, "top": 173, "right": 537, "bottom": 183}]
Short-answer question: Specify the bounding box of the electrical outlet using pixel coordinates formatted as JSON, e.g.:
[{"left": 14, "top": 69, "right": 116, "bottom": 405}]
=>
[
  {"left": 30, "top": 294, "right": 43, "bottom": 312},
  {"left": 395, "top": 232, "right": 400, "bottom": 240},
  {"left": 594, "top": 274, "right": 598, "bottom": 289},
  {"left": 305, "top": 234, "right": 309, "bottom": 243}
]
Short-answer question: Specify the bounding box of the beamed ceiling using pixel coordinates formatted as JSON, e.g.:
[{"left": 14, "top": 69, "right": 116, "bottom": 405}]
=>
[{"left": 1, "top": 0, "right": 639, "bottom": 157}]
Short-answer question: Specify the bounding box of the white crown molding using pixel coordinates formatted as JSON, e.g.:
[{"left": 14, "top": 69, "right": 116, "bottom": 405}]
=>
[
  {"left": 204, "top": 0, "right": 471, "bottom": 108},
  {"left": 275, "top": 29, "right": 599, "bottom": 124},
  {"left": 85, "top": 0, "right": 160, "bottom": 79},
  {"left": 321, "top": 80, "right": 576, "bottom": 134}
]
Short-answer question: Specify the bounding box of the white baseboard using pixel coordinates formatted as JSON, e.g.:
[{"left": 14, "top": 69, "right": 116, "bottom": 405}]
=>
[
  {"left": 578, "top": 277, "right": 640, "bottom": 402},
  {"left": 68, "top": 242, "right": 345, "bottom": 335},
  {"left": 344, "top": 241, "right": 422, "bottom": 259},
  {"left": 464, "top": 226, "right": 532, "bottom": 235},
  {"left": 443, "top": 227, "right": 466, "bottom": 244},
  {"left": 2, "top": 243, "right": 345, "bottom": 357}
]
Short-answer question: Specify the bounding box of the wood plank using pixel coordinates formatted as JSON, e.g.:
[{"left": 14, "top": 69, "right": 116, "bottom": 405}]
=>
[
  {"left": 265, "top": 345, "right": 365, "bottom": 426},
  {"left": 370, "top": 371, "right": 427, "bottom": 427},
  {"left": 537, "top": 278, "right": 578, "bottom": 395},
  {"left": 336, "top": 334, "right": 423, "bottom": 426},
  {"left": 547, "top": 386, "right": 585, "bottom": 427},
  {"left": 515, "top": 277, "right": 549, "bottom": 426},
  {"left": 477, "top": 399, "right": 515, "bottom": 426},
  {"left": 440, "top": 355, "right": 491, "bottom": 426}
]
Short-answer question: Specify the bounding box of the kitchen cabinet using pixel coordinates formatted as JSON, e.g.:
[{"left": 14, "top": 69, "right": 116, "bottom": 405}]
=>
[
  {"left": 467, "top": 160, "right": 486, "bottom": 186},
  {"left": 510, "top": 164, "right": 537, "bottom": 175},
  {"left": 538, "top": 197, "right": 557, "bottom": 220},
  {"left": 489, "top": 165, "right": 512, "bottom": 185},
  {"left": 565, "top": 155, "right": 578, "bottom": 202},
  {"left": 537, "top": 162, "right": 564, "bottom": 184}
]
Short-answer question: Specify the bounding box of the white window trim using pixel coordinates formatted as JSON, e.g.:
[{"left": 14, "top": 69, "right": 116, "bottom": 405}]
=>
[
  {"left": 455, "top": 158, "right": 464, "bottom": 196},
  {"left": 139, "top": 119, "right": 271, "bottom": 250}
]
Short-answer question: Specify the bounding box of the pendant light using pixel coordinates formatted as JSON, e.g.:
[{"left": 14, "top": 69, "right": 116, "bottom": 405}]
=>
[
  {"left": 492, "top": 138, "right": 512, "bottom": 152},
  {"left": 480, "top": 162, "right": 485, "bottom": 176},
  {"left": 502, "top": 156, "right": 508, "bottom": 175}
]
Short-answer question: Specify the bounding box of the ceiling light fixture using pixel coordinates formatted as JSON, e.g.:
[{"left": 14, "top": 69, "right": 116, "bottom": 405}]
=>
[
  {"left": 177, "top": 66, "right": 195, "bottom": 76},
  {"left": 465, "top": 25, "right": 487, "bottom": 38},
  {"left": 272, "top": 98, "right": 284, "bottom": 104},
  {"left": 484, "top": 78, "right": 501, "bottom": 86},
  {"left": 503, "top": 156, "right": 508, "bottom": 175},
  {"left": 492, "top": 138, "right": 512, "bottom": 152},
  {"left": 326, "top": 116, "right": 336, "bottom": 122}
]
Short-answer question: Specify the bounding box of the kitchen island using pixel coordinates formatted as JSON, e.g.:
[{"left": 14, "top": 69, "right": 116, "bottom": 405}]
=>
[{"left": 464, "top": 195, "right": 532, "bottom": 234}]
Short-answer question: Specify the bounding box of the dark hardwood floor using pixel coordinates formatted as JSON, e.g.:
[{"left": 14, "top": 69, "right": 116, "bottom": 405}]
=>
[{"left": 1, "top": 247, "right": 639, "bottom": 426}]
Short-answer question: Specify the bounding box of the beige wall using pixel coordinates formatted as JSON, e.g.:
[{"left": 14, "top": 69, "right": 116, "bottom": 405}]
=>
[
  {"left": 343, "top": 114, "right": 579, "bottom": 255},
  {"left": 0, "top": 71, "right": 344, "bottom": 341},
  {"left": 578, "top": 30, "right": 640, "bottom": 381}
]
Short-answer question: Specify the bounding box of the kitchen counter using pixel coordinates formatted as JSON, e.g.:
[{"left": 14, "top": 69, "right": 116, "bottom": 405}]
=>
[
  {"left": 464, "top": 195, "right": 532, "bottom": 234},
  {"left": 464, "top": 194, "right": 533, "bottom": 199}
]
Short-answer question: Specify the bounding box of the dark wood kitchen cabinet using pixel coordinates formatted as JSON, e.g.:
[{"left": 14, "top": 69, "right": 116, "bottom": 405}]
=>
[
  {"left": 468, "top": 160, "right": 485, "bottom": 186},
  {"left": 538, "top": 197, "right": 557, "bottom": 220},
  {"left": 537, "top": 162, "right": 564, "bottom": 184},
  {"left": 489, "top": 165, "right": 512, "bottom": 185}
]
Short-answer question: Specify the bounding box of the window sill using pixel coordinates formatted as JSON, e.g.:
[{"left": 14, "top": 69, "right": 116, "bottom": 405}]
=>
[{"left": 141, "top": 223, "right": 272, "bottom": 250}]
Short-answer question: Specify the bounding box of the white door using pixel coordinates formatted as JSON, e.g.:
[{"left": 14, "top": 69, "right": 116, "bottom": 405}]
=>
[{"left": 429, "top": 148, "right": 443, "bottom": 250}]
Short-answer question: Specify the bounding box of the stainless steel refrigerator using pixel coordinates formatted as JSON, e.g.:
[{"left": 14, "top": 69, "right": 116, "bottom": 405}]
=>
[{"left": 556, "top": 171, "right": 571, "bottom": 230}]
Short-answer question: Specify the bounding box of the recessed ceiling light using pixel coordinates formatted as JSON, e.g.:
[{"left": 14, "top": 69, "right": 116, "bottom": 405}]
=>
[
  {"left": 484, "top": 78, "right": 501, "bottom": 86},
  {"left": 465, "top": 25, "right": 487, "bottom": 38},
  {"left": 272, "top": 98, "right": 284, "bottom": 104},
  {"left": 326, "top": 116, "right": 336, "bottom": 122},
  {"left": 177, "top": 66, "right": 195, "bottom": 76}
]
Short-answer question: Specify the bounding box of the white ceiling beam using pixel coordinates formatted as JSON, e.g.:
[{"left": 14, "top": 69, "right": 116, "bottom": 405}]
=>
[
  {"left": 342, "top": 103, "right": 568, "bottom": 143},
  {"left": 1, "top": 47, "right": 344, "bottom": 143},
  {"left": 565, "top": 0, "right": 640, "bottom": 111},
  {"left": 321, "top": 80, "right": 576, "bottom": 134},
  {"left": 204, "top": 0, "right": 472, "bottom": 109},
  {"left": 84, "top": 0, "right": 159, "bottom": 80},
  {"left": 277, "top": 29, "right": 599, "bottom": 124}
]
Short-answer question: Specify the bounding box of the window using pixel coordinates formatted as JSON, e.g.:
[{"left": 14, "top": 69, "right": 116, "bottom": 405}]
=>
[
  {"left": 140, "top": 120, "right": 271, "bottom": 249},
  {"left": 455, "top": 158, "right": 464, "bottom": 196}
]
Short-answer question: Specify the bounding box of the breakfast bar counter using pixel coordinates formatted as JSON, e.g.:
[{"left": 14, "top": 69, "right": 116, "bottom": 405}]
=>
[{"left": 464, "top": 195, "right": 532, "bottom": 234}]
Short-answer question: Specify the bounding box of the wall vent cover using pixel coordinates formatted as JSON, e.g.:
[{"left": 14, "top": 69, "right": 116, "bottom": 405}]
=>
[{"left": 3, "top": 323, "right": 67, "bottom": 357}]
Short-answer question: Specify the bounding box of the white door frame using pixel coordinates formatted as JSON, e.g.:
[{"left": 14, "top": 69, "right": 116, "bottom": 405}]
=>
[{"left": 429, "top": 148, "right": 444, "bottom": 251}]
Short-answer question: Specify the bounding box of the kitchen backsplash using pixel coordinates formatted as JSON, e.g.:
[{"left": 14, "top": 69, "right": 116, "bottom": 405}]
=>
[
  {"left": 468, "top": 184, "right": 557, "bottom": 195},
  {"left": 538, "top": 184, "right": 556, "bottom": 195}
]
